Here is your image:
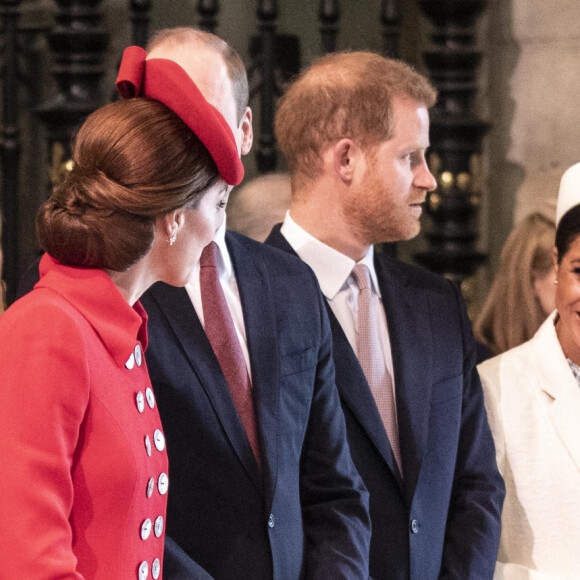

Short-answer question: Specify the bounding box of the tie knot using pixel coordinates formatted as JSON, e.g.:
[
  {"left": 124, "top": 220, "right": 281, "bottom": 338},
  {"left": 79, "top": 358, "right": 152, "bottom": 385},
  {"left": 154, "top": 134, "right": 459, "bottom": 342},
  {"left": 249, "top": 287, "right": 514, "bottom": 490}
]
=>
[
  {"left": 352, "top": 264, "right": 372, "bottom": 292},
  {"left": 200, "top": 241, "right": 220, "bottom": 269}
]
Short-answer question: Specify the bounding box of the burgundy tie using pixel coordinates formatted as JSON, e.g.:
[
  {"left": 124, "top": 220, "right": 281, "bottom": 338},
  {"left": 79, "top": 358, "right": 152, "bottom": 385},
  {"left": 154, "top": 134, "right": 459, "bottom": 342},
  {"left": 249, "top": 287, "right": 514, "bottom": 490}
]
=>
[
  {"left": 200, "top": 242, "right": 260, "bottom": 467},
  {"left": 351, "top": 264, "right": 402, "bottom": 476}
]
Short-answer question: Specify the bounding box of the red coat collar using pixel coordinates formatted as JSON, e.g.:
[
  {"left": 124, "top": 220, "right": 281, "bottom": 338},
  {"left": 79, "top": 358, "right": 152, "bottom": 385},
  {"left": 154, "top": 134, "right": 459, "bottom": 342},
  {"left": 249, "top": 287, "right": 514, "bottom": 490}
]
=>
[{"left": 36, "top": 254, "right": 148, "bottom": 367}]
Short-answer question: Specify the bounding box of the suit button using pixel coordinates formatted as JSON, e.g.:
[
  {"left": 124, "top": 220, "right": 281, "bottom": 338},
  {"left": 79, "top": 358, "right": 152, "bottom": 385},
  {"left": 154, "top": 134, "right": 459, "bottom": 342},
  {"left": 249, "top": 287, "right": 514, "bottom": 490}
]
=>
[
  {"left": 410, "top": 519, "right": 419, "bottom": 534},
  {"left": 141, "top": 518, "right": 152, "bottom": 540},
  {"left": 145, "top": 435, "right": 152, "bottom": 457},
  {"left": 268, "top": 514, "right": 275, "bottom": 528}
]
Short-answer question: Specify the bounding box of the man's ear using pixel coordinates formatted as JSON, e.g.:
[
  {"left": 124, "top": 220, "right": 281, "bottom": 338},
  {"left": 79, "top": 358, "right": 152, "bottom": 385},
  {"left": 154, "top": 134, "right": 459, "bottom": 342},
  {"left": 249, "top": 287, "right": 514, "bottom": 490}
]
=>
[
  {"left": 240, "top": 106, "right": 253, "bottom": 156},
  {"left": 332, "top": 138, "right": 359, "bottom": 185}
]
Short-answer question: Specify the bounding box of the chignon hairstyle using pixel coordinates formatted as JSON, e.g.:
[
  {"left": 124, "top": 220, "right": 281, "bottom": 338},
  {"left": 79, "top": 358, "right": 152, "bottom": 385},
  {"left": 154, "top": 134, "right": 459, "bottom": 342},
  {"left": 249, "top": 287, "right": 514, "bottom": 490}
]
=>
[
  {"left": 37, "top": 98, "right": 220, "bottom": 271},
  {"left": 474, "top": 212, "right": 556, "bottom": 356}
]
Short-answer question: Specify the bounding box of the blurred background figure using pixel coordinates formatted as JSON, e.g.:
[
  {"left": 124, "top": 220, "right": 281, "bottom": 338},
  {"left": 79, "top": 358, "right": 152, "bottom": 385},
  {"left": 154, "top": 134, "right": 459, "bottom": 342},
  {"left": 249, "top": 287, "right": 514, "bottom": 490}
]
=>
[
  {"left": 478, "top": 162, "right": 580, "bottom": 579},
  {"left": 474, "top": 211, "right": 556, "bottom": 361},
  {"left": 226, "top": 172, "right": 291, "bottom": 242}
]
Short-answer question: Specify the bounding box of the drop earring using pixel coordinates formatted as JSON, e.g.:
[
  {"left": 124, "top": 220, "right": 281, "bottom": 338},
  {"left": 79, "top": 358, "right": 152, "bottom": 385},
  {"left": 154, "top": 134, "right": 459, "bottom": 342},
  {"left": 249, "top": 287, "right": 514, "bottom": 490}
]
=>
[{"left": 168, "top": 231, "right": 177, "bottom": 246}]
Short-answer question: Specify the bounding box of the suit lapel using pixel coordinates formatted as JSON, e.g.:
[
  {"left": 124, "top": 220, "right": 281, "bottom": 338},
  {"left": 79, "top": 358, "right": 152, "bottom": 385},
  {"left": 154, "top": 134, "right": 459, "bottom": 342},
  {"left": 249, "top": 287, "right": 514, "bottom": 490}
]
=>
[
  {"left": 227, "top": 232, "right": 280, "bottom": 507},
  {"left": 148, "top": 281, "right": 263, "bottom": 494},
  {"left": 266, "top": 227, "right": 405, "bottom": 488},
  {"left": 375, "top": 255, "right": 433, "bottom": 505},
  {"left": 325, "top": 303, "right": 404, "bottom": 490},
  {"left": 535, "top": 317, "right": 580, "bottom": 475}
]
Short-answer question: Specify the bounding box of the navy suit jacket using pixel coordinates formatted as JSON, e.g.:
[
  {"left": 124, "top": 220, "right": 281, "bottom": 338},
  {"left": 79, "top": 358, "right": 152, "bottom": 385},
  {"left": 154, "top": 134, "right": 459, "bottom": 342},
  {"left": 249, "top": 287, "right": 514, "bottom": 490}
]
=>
[
  {"left": 16, "top": 236, "right": 371, "bottom": 580},
  {"left": 140, "top": 231, "right": 371, "bottom": 580},
  {"left": 266, "top": 225, "right": 505, "bottom": 580}
]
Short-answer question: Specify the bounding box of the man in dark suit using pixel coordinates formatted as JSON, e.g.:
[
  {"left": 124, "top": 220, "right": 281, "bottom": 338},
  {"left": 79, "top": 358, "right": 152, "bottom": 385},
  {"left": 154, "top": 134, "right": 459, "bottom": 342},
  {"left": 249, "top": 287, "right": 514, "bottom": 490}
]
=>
[
  {"left": 265, "top": 51, "right": 505, "bottom": 579},
  {"left": 16, "top": 28, "right": 370, "bottom": 580},
  {"left": 139, "top": 29, "right": 371, "bottom": 579}
]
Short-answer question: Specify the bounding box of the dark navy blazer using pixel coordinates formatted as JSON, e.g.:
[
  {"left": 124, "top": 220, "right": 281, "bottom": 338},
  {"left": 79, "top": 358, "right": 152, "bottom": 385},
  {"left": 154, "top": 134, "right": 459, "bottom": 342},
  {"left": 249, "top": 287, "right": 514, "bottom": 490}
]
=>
[
  {"left": 141, "top": 231, "right": 371, "bottom": 580},
  {"left": 266, "top": 224, "right": 505, "bottom": 580}
]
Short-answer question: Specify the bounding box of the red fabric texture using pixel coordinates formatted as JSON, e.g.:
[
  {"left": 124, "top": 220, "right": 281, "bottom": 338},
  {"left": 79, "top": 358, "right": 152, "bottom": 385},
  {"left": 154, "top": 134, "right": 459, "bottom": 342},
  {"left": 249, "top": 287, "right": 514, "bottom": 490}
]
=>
[
  {"left": 0, "top": 255, "right": 168, "bottom": 579},
  {"left": 116, "top": 45, "right": 244, "bottom": 186}
]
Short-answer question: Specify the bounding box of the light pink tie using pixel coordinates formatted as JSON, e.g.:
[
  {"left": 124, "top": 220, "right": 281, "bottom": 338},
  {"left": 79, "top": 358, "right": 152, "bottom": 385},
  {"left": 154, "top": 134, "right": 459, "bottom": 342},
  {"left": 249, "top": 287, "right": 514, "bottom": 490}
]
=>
[
  {"left": 352, "top": 264, "right": 402, "bottom": 476},
  {"left": 200, "top": 242, "right": 260, "bottom": 467}
]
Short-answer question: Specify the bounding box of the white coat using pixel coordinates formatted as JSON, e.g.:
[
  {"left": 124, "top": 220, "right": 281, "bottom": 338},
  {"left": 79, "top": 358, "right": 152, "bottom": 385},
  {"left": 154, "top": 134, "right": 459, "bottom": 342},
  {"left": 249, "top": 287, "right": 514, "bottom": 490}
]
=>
[{"left": 478, "top": 312, "right": 580, "bottom": 579}]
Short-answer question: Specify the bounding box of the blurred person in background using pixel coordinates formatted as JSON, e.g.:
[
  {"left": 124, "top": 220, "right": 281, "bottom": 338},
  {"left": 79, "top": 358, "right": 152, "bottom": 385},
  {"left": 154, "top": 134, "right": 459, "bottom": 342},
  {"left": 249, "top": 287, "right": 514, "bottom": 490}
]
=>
[{"left": 474, "top": 212, "right": 556, "bottom": 361}]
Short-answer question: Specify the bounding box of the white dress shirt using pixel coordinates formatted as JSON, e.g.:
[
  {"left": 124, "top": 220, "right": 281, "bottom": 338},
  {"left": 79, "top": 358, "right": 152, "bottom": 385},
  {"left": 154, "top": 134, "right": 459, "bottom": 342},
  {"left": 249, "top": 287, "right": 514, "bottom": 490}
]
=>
[
  {"left": 280, "top": 211, "right": 396, "bottom": 393},
  {"left": 186, "top": 219, "right": 252, "bottom": 376}
]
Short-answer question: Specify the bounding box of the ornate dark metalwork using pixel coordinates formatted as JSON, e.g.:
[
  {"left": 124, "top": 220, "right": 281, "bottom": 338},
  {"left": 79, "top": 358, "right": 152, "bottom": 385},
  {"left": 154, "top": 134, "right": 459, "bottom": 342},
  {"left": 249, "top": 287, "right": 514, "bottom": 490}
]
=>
[
  {"left": 255, "top": 0, "right": 278, "bottom": 173},
  {"left": 0, "top": 0, "right": 22, "bottom": 303},
  {"left": 380, "top": 0, "right": 404, "bottom": 58},
  {"left": 319, "top": 0, "right": 339, "bottom": 54},
  {"left": 415, "top": 0, "right": 488, "bottom": 282},
  {"left": 36, "top": 0, "right": 109, "bottom": 165},
  {"left": 197, "top": 0, "right": 219, "bottom": 33},
  {"left": 130, "top": 0, "right": 152, "bottom": 48}
]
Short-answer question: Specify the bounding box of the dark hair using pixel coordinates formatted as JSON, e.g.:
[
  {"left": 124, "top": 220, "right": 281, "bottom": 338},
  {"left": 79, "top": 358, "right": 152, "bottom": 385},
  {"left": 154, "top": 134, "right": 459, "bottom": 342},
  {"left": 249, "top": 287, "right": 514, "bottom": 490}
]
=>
[
  {"left": 147, "top": 27, "right": 249, "bottom": 123},
  {"left": 555, "top": 204, "right": 580, "bottom": 263},
  {"left": 37, "top": 98, "right": 219, "bottom": 271}
]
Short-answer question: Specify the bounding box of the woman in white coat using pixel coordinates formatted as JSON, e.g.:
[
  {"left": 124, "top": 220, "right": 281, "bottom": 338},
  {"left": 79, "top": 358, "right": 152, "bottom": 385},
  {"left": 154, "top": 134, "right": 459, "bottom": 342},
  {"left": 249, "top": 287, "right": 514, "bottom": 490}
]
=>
[{"left": 478, "top": 161, "right": 580, "bottom": 580}]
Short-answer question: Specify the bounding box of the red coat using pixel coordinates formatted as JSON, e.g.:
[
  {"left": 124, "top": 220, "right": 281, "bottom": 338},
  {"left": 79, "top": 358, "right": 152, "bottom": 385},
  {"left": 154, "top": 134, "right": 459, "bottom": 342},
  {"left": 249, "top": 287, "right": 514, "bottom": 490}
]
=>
[{"left": 0, "top": 255, "right": 168, "bottom": 579}]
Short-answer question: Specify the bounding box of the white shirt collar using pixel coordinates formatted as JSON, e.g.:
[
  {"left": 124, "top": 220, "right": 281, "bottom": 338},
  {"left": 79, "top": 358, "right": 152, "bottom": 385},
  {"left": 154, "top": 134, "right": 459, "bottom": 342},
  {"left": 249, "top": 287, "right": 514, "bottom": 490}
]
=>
[{"left": 281, "top": 211, "right": 380, "bottom": 300}]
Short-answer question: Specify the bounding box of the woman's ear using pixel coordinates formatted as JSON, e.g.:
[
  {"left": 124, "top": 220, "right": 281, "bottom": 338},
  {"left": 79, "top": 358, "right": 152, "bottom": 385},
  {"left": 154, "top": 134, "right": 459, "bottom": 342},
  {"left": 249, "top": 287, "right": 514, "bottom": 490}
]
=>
[
  {"left": 553, "top": 246, "right": 559, "bottom": 276},
  {"left": 158, "top": 210, "right": 184, "bottom": 245}
]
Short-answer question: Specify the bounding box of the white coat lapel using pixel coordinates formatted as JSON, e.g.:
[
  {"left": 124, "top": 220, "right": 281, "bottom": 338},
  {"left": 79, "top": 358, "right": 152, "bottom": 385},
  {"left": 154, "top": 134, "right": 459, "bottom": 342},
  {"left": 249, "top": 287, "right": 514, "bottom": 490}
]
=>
[{"left": 535, "top": 314, "right": 580, "bottom": 474}]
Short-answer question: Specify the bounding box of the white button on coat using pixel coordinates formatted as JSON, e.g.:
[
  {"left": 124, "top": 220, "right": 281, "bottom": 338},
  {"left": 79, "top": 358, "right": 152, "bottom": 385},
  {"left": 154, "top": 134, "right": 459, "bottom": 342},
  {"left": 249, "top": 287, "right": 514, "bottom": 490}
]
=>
[
  {"left": 158, "top": 473, "right": 169, "bottom": 495},
  {"left": 138, "top": 561, "right": 148, "bottom": 580},
  {"left": 154, "top": 515, "right": 163, "bottom": 538},
  {"left": 134, "top": 344, "right": 143, "bottom": 366},
  {"left": 145, "top": 387, "right": 155, "bottom": 409},
  {"left": 146, "top": 477, "right": 155, "bottom": 498},
  {"left": 153, "top": 429, "right": 165, "bottom": 452},
  {"left": 141, "top": 518, "right": 152, "bottom": 540},
  {"left": 125, "top": 352, "right": 135, "bottom": 370},
  {"left": 136, "top": 391, "right": 145, "bottom": 413},
  {"left": 152, "top": 558, "right": 161, "bottom": 579},
  {"left": 145, "top": 435, "right": 152, "bottom": 457}
]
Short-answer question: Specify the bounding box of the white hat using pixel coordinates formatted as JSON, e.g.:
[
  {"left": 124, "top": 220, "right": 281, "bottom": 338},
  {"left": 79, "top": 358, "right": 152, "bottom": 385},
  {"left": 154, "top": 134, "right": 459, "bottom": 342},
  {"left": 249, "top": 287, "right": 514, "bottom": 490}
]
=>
[{"left": 556, "top": 162, "right": 580, "bottom": 226}]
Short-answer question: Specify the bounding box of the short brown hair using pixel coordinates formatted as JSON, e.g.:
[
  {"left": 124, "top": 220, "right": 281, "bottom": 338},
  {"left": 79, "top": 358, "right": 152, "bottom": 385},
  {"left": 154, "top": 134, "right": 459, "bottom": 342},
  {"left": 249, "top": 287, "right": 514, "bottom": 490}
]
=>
[
  {"left": 147, "top": 27, "right": 249, "bottom": 124},
  {"left": 275, "top": 51, "right": 437, "bottom": 186},
  {"left": 37, "top": 98, "right": 219, "bottom": 271}
]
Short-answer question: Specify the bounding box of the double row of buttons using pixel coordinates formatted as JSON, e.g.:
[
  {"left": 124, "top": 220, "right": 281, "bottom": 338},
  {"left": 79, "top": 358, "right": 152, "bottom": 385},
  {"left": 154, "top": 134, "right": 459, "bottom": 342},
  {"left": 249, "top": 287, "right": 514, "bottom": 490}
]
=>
[
  {"left": 138, "top": 558, "right": 161, "bottom": 580},
  {"left": 144, "top": 429, "right": 165, "bottom": 456},
  {"left": 140, "top": 515, "right": 164, "bottom": 540},
  {"left": 126, "top": 344, "right": 143, "bottom": 370},
  {"left": 146, "top": 473, "right": 168, "bottom": 497}
]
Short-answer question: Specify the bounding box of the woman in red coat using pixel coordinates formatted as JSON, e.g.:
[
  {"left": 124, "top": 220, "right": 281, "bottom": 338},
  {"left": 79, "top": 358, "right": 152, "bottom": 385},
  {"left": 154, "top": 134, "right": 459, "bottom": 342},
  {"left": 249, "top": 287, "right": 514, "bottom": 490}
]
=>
[{"left": 0, "top": 48, "right": 243, "bottom": 579}]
